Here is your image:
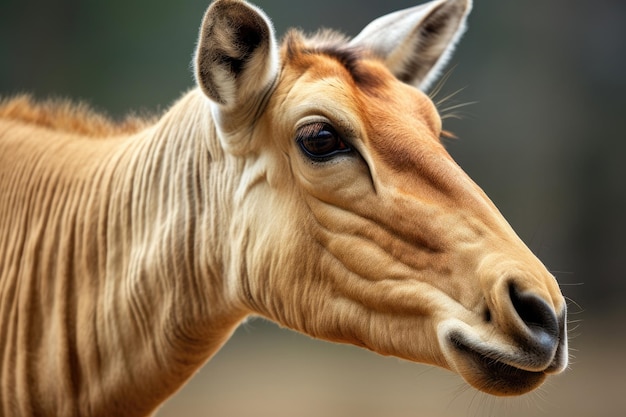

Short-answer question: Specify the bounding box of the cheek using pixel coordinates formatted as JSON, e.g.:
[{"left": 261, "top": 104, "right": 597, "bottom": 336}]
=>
[{"left": 264, "top": 151, "right": 294, "bottom": 189}]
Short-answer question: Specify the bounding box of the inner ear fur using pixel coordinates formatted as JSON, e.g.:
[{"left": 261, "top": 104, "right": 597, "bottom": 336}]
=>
[
  {"left": 194, "top": 0, "right": 278, "bottom": 109},
  {"left": 350, "top": 0, "right": 472, "bottom": 91}
]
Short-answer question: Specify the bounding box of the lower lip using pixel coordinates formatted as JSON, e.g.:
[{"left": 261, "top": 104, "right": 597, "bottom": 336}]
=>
[{"left": 450, "top": 336, "right": 547, "bottom": 396}]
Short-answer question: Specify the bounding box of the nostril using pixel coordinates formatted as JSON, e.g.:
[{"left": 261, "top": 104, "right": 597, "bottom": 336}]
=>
[{"left": 508, "top": 283, "right": 559, "bottom": 342}]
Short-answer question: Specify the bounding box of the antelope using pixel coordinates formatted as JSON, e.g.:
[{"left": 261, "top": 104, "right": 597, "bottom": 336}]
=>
[{"left": 0, "top": 0, "right": 568, "bottom": 415}]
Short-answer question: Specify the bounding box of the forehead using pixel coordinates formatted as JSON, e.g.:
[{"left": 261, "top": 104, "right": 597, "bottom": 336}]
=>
[{"left": 278, "top": 33, "right": 442, "bottom": 137}]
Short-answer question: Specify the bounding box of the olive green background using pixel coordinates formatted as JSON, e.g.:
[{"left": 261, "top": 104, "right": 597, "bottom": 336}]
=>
[{"left": 1, "top": 0, "right": 625, "bottom": 415}]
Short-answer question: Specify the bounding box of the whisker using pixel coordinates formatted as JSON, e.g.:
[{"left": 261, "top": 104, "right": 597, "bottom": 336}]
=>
[
  {"left": 446, "top": 379, "right": 475, "bottom": 414},
  {"left": 428, "top": 64, "right": 457, "bottom": 100},
  {"left": 438, "top": 100, "right": 478, "bottom": 114},
  {"left": 440, "top": 112, "right": 465, "bottom": 121},
  {"left": 564, "top": 296, "right": 584, "bottom": 313},
  {"left": 550, "top": 270, "right": 577, "bottom": 276},
  {"left": 427, "top": 65, "right": 477, "bottom": 122},
  {"left": 435, "top": 85, "right": 467, "bottom": 107},
  {"left": 568, "top": 326, "right": 584, "bottom": 336},
  {"left": 567, "top": 324, "right": 583, "bottom": 334}
]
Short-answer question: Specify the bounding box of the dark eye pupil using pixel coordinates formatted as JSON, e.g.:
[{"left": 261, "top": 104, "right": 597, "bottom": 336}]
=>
[
  {"left": 297, "top": 123, "right": 351, "bottom": 160},
  {"left": 302, "top": 130, "right": 338, "bottom": 154}
]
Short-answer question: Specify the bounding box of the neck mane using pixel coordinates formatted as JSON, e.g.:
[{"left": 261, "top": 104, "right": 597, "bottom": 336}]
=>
[{"left": 0, "top": 94, "right": 156, "bottom": 137}]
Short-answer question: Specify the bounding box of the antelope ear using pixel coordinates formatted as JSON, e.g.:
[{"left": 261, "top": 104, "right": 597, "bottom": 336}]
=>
[
  {"left": 349, "top": 0, "right": 472, "bottom": 91},
  {"left": 194, "top": 0, "right": 279, "bottom": 112}
]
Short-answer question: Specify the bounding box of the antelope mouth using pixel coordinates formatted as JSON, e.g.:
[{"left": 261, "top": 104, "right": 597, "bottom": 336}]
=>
[{"left": 448, "top": 333, "right": 547, "bottom": 396}]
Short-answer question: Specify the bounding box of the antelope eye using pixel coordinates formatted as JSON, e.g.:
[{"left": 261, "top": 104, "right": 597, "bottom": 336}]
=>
[{"left": 296, "top": 122, "right": 352, "bottom": 161}]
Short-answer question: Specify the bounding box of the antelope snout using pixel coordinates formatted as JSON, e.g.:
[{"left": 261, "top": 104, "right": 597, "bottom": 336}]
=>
[
  {"left": 439, "top": 273, "right": 569, "bottom": 396},
  {"left": 503, "top": 281, "right": 567, "bottom": 371}
]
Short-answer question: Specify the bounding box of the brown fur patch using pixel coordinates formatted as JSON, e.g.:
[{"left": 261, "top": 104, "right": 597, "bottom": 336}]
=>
[
  {"left": 283, "top": 30, "right": 386, "bottom": 95},
  {"left": 0, "top": 95, "right": 155, "bottom": 137}
]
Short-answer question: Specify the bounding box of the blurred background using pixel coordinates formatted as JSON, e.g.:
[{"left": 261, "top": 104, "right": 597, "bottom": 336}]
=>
[{"left": 1, "top": 0, "right": 625, "bottom": 415}]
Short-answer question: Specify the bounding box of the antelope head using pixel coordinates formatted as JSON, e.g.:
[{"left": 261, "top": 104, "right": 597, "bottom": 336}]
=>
[{"left": 194, "top": 0, "right": 568, "bottom": 396}]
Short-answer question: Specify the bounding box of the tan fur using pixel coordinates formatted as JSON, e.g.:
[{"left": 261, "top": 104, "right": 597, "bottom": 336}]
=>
[
  {"left": 0, "top": 1, "right": 567, "bottom": 416},
  {"left": 0, "top": 95, "right": 155, "bottom": 137}
]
